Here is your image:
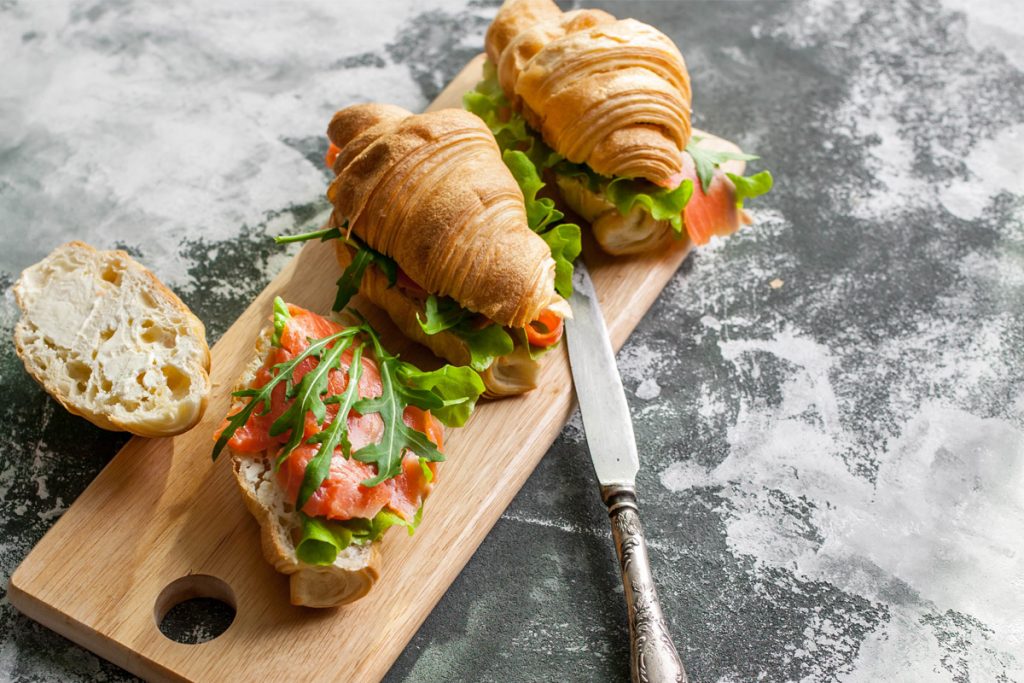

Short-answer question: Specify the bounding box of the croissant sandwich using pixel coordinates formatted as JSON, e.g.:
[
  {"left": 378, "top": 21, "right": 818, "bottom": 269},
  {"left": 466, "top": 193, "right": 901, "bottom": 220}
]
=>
[
  {"left": 282, "top": 103, "right": 579, "bottom": 398},
  {"left": 468, "top": 0, "right": 773, "bottom": 255},
  {"left": 213, "top": 299, "right": 484, "bottom": 607}
]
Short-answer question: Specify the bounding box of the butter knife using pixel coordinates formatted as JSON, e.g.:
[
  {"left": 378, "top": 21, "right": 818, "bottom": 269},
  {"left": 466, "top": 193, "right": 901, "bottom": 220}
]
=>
[{"left": 564, "top": 259, "right": 687, "bottom": 683}]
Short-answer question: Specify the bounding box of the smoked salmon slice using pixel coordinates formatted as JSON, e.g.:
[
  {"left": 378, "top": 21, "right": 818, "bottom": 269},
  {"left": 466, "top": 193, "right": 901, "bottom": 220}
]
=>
[{"left": 677, "top": 154, "right": 749, "bottom": 246}]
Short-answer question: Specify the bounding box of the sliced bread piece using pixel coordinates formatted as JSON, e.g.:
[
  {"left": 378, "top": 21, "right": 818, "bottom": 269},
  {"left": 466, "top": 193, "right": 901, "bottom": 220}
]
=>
[
  {"left": 13, "top": 241, "right": 211, "bottom": 438},
  {"left": 227, "top": 327, "right": 380, "bottom": 608}
]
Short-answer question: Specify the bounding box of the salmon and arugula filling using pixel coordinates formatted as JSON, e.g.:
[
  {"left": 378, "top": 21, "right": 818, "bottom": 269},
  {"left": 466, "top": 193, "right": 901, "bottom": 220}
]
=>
[{"left": 214, "top": 299, "right": 484, "bottom": 566}]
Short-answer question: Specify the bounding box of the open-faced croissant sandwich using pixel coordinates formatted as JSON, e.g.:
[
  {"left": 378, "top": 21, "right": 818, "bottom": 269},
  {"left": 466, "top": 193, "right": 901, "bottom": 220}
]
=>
[
  {"left": 213, "top": 298, "right": 484, "bottom": 607},
  {"left": 283, "top": 103, "right": 579, "bottom": 398},
  {"left": 466, "top": 0, "right": 773, "bottom": 255}
]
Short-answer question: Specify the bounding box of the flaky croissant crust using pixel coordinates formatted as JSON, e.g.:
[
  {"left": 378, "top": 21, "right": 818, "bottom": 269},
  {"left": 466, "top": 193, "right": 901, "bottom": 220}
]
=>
[
  {"left": 485, "top": 0, "right": 693, "bottom": 185},
  {"left": 326, "top": 103, "right": 563, "bottom": 329}
]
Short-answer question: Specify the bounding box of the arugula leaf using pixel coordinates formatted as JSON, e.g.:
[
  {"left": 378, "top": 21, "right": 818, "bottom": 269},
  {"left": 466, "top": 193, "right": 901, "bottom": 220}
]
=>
[
  {"left": 349, "top": 329, "right": 447, "bottom": 487},
  {"left": 351, "top": 380, "right": 444, "bottom": 487},
  {"left": 396, "top": 363, "right": 485, "bottom": 427},
  {"left": 331, "top": 244, "right": 399, "bottom": 312},
  {"left": 605, "top": 177, "right": 693, "bottom": 234},
  {"left": 366, "top": 247, "right": 398, "bottom": 288},
  {"left": 270, "top": 334, "right": 355, "bottom": 465},
  {"left": 272, "top": 297, "right": 291, "bottom": 347},
  {"left": 727, "top": 171, "right": 774, "bottom": 208},
  {"left": 539, "top": 223, "right": 582, "bottom": 299},
  {"left": 455, "top": 323, "right": 516, "bottom": 372},
  {"left": 295, "top": 343, "right": 365, "bottom": 510},
  {"left": 273, "top": 225, "right": 343, "bottom": 245},
  {"left": 211, "top": 328, "right": 354, "bottom": 461},
  {"left": 503, "top": 150, "right": 564, "bottom": 232},
  {"left": 270, "top": 220, "right": 398, "bottom": 313},
  {"left": 417, "top": 294, "right": 470, "bottom": 335},
  {"left": 686, "top": 138, "right": 759, "bottom": 193},
  {"left": 333, "top": 247, "right": 374, "bottom": 312}
]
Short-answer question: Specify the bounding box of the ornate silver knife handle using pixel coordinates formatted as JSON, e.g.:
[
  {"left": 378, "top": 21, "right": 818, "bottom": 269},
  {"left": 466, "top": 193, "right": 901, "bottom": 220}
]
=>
[{"left": 602, "top": 484, "right": 688, "bottom": 683}]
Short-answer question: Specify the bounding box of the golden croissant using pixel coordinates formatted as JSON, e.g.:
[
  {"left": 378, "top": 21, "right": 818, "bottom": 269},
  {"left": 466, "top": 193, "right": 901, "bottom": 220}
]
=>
[
  {"left": 477, "top": 0, "right": 772, "bottom": 255},
  {"left": 326, "top": 103, "right": 572, "bottom": 397},
  {"left": 487, "top": 0, "right": 691, "bottom": 185}
]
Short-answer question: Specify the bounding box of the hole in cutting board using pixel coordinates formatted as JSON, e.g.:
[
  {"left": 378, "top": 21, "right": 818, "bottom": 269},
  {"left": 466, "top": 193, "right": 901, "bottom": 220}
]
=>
[{"left": 155, "top": 574, "right": 236, "bottom": 644}]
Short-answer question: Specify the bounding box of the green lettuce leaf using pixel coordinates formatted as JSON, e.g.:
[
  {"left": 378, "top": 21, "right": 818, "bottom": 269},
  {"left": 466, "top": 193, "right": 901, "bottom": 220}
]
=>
[
  {"left": 510, "top": 327, "right": 558, "bottom": 361},
  {"left": 686, "top": 138, "right": 759, "bottom": 193},
  {"left": 272, "top": 296, "right": 291, "bottom": 347},
  {"left": 417, "top": 294, "right": 470, "bottom": 335},
  {"left": 295, "top": 515, "right": 353, "bottom": 565},
  {"left": 605, "top": 178, "right": 693, "bottom": 234},
  {"left": 343, "top": 510, "right": 421, "bottom": 544},
  {"left": 418, "top": 456, "right": 434, "bottom": 482},
  {"left": 414, "top": 296, "right": 517, "bottom": 373},
  {"left": 396, "top": 363, "right": 486, "bottom": 427},
  {"left": 503, "top": 150, "right": 564, "bottom": 232},
  {"left": 404, "top": 286, "right": 517, "bottom": 375},
  {"left": 456, "top": 323, "right": 515, "bottom": 372},
  {"left": 727, "top": 171, "right": 774, "bottom": 208},
  {"left": 295, "top": 508, "right": 424, "bottom": 565},
  {"left": 464, "top": 65, "right": 561, "bottom": 170},
  {"left": 539, "top": 223, "right": 582, "bottom": 299},
  {"left": 463, "top": 63, "right": 531, "bottom": 152}
]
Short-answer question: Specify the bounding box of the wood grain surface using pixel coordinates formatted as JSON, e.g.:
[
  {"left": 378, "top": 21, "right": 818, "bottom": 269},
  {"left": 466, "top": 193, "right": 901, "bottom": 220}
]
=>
[{"left": 8, "top": 54, "right": 743, "bottom": 682}]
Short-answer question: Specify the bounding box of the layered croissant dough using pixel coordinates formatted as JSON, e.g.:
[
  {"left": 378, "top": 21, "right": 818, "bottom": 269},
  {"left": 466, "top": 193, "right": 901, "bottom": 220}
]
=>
[
  {"left": 485, "top": 0, "right": 692, "bottom": 185},
  {"left": 326, "top": 103, "right": 564, "bottom": 330}
]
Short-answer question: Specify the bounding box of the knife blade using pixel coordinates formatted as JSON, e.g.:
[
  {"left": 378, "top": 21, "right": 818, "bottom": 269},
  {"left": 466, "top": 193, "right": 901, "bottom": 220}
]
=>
[
  {"left": 563, "top": 259, "right": 639, "bottom": 488},
  {"left": 565, "top": 259, "right": 688, "bottom": 683}
]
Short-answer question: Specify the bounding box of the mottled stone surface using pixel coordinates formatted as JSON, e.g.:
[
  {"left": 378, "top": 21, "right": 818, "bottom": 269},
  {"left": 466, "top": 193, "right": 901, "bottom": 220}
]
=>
[{"left": 2, "top": 0, "right": 1023, "bottom": 681}]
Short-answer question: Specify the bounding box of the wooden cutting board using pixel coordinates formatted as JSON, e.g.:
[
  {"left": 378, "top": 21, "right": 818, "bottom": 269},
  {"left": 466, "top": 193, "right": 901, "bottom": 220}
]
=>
[{"left": 9, "top": 54, "right": 744, "bottom": 682}]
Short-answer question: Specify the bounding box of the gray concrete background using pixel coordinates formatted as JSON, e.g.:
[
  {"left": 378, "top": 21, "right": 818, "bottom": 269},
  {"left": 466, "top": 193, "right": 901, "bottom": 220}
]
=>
[{"left": 1, "top": 1, "right": 1022, "bottom": 681}]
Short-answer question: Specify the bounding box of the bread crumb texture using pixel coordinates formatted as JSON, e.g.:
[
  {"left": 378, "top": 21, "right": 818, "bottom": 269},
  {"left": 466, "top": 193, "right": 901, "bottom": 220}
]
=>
[{"left": 13, "top": 241, "right": 211, "bottom": 437}]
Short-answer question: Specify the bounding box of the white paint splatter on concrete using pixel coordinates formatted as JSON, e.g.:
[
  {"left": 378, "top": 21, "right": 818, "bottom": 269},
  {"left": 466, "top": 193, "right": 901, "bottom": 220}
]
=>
[
  {"left": 0, "top": 0, "right": 475, "bottom": 283},
  {"left": 661, "top": 317, "right": 1024, "bottom": 677},
  {"left": 940, "top": 0, "right": 1024, "bottom": 70},
  {"left": 939, "top": 124, "right": 1024, "bottom": 220},
  {"left": 635, "top": 378, "right": 661, "bottom": 400}
]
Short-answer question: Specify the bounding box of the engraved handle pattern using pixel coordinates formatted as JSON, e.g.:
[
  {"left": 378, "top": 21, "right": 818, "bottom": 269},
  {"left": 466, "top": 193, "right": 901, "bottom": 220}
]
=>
[{"left": 604, "top": 485, "right": 687, "bottom": 683}]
